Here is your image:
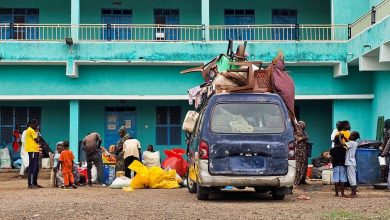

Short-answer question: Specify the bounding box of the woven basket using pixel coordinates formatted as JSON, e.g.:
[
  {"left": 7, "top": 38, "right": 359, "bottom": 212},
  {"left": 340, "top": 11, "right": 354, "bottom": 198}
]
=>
[{"left": 254, "top": 69, "right": 273, "bottom": 92}]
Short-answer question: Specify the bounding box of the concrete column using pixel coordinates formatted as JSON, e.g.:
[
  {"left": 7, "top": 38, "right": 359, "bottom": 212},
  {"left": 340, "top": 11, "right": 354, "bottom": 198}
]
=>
[
  {"left": 71, "top": 0, "right": 80, "bottom": 41},
  {"left": 201, "top": 0, "right": 210, "bottom": 41},
  {"left": 69, "top": 100, "right": 80, "bottom": 160}
]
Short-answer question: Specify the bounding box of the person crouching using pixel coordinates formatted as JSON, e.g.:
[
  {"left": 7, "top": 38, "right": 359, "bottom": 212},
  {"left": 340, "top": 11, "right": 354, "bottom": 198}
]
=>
[{"left": 57, "top": 141, "right": 77, "bottom": 189}]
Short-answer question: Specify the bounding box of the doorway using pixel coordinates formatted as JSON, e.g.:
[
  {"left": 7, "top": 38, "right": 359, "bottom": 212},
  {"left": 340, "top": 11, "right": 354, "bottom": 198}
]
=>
[{"left": 104, "top": 107, "right": 136, "bottom": 148}]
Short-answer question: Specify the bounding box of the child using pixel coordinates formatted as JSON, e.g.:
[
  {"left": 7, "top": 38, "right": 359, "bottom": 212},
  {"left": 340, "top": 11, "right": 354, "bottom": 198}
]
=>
[
  {"left": 345, "top": 131, "right": 360, "bottom": 198},
  {"left": 57, "top": 141, "right": 77, "bottom": 189},
  {"left": 329, "top": 134, "right": 347, "bottom": 197}
]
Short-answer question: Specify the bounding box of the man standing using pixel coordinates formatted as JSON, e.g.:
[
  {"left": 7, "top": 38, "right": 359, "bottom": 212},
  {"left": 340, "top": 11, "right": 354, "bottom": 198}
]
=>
[
  {"left": 123, "top": 137, "right": 141, "bottom": 178},
  {"left": 380, "top": 119, "right": 390, "bottom": 192},
  {"left": 115, "top": 126, "right": 131, "bottom": 172},
  {"left": 25, "top": 119, "right": 42, "bottom": 189},
  {"left": 82, "top": 132, "right": 103, "bottom": 186}
]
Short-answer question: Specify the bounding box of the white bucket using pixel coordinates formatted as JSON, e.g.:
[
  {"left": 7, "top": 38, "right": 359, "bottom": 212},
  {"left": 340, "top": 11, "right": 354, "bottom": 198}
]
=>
[
  {"left": 322, "top": 170, "right": 333, "bottom": 185},
  {"left": 378, "top": 156, "right": 388, "bottom": 166}
]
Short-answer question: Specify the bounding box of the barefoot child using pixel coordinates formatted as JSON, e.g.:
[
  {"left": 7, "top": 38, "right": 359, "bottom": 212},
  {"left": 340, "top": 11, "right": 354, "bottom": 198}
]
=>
[
  {"left": 345, "top": 131, "right": 360, "bottom": 198},
  {"left": 57, "top": 141, "right": 77, "bottom": 189},
  {"left": 330, "top": 134, "right": 347, "bottom": 197}
]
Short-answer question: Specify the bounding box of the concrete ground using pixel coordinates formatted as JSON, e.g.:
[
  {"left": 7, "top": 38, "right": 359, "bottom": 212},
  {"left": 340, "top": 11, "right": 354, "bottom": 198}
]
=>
[{"left": 0, "top": 170, "right": 389, "bottom": 220}]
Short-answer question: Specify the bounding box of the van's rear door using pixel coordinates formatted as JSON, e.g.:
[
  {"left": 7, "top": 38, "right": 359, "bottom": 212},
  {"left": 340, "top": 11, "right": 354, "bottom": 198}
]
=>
[
  {"left": 206, "top": 102, "right": 293, "bottom": 176},
  {"left": 208, "top": 139, "right": 289, "bottom": 176}
]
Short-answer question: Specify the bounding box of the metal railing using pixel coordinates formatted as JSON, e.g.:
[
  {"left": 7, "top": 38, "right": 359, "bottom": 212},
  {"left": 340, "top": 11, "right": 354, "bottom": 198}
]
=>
[
  {"left": 0, "top": 23, "right": 71, "bottom": 41},
  {"left": 209, "top": 24, "right": 348, "bottom": 41},
  {"left": 350, "top": 0, "right": 390, "bottom": 38},
  {"left": 0, "top": 23, "right": 348, "bottom": 42},
  {"left": 79, "top": 24, "right": 203, "bottom": 41},
  {"left": 376, "top": 0, "right": 390, "bottom": 22}
]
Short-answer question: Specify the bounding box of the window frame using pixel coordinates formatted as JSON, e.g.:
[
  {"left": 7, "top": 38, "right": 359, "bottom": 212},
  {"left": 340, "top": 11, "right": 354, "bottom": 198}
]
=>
[
  {"left": 156, "top": 106, "right": 182, "bottom": 146},
  {"left": 0, "top": 106, "right": 41, "bottom": 145}
]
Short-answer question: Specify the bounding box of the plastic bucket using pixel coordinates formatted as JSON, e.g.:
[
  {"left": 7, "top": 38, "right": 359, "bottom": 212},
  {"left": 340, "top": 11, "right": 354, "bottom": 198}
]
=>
[{"left": 306, "top": 165, "right": 313, "bottom": 178}]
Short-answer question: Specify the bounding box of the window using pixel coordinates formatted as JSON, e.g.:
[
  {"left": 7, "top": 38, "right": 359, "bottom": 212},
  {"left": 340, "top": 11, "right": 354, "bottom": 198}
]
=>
[
  {"left": 101, "top": 9, "right": 132, "bottom": 40},
  {"left": 156, "top": 106, "right": 181, "bottom": 145},
  {"left": 0, "top": 107, "right": 41, "bottom": 145},
  {"left": 0, "top": 8, "right": 39, "bottom": 40},
  {"left": 154, "top": 9, "right": 179, "bottom": 41},
  {"left": 211, "top": 103, "right": 285, "bottom": 134},
  {"left": 272, "top": 9, "right": 298, "bottom": 40},
  {"left": 224, "top": 9, "right": 255, "bottom": 40}
]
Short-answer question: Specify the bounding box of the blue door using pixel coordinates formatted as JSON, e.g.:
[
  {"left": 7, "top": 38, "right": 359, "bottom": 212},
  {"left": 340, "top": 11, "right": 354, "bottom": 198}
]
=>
[
  {"left": 101, "top": 9, "right": 132, "bottom": 40},
  {"left": 104, "top": 111, "right": 137, "bottom": 149},
  {"left": 224, "top": 9, "right": 255, "bottom": 41},
  {"left": 154, "top": 9, "right": 180, "bottom": 41},
  {"left": 272, "top": 9, "right": 297, "bottom": 40}
]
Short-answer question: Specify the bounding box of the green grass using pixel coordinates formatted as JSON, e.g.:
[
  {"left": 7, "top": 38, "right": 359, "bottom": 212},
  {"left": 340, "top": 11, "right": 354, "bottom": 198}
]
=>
[
  {"left": 322, "top": 211, "right": 364, "bottom": 220},
  {"left": 322, "top": 209, "right": 390, "bottom": 220}
]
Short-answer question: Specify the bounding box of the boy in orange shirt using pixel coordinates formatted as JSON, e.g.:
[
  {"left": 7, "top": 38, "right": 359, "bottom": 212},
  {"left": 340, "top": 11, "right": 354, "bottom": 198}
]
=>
[{"left": 57, "top": 141, "right": 77, "bottom": 189}]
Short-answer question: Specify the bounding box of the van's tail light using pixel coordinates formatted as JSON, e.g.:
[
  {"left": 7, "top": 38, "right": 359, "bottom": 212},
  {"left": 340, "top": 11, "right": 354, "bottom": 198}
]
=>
[
  {"left": 199, "top": 140, "right": 209, "bottom": 159},
  {"left": 288, "top": 141, "right": 296, "bottom": 160}
]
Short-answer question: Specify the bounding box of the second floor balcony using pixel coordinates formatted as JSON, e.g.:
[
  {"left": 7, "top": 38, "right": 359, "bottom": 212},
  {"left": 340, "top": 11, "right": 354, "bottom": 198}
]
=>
[{"left": 0, "top": 23, "right": 348, "bottom": 42}]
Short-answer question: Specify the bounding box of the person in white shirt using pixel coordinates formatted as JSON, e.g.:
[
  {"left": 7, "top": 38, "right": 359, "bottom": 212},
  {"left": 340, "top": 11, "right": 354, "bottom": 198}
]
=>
[
  {"left": 19, "top": 124, "right": 30, "bottom": 177},
  {"left": 123, "top": 138, "right": 141, "bottom": 178},
  {"left": 345, "top": 131, "right": 360, "bottom": 198},
  {"left": 331, "top": 121, "right": 342, "bottom": 148}
]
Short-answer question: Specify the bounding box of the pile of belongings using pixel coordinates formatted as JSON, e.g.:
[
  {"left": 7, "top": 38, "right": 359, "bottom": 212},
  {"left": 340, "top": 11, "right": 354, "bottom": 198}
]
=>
[
  {"left": 129, "top": 160, "right": 182, "bottom": 189},
  {"left": 181, "top": 40, "right": 301, "bottom": 135}
]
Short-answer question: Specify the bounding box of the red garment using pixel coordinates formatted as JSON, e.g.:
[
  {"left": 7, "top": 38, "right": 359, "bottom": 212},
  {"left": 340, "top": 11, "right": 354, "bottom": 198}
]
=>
[{"left": 12, "top": 130, "right": 21, "bottom": 152}]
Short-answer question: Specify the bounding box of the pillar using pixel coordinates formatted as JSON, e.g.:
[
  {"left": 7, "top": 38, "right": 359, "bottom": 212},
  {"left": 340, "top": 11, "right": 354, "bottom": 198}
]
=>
[
  {"left": 69, "top": 100, "right": 80, "bottom": 160},
  {"left": 71, "top": 0, "right": 80, "bottom": 41},
  {"left": 201, "top": 0, "right": 210, "bottom": 41}
]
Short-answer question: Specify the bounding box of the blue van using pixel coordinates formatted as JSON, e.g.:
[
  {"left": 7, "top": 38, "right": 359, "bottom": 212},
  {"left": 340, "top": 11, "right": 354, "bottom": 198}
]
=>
[{"left": 186, "top": 93, "right": 296, "bottom": 200}]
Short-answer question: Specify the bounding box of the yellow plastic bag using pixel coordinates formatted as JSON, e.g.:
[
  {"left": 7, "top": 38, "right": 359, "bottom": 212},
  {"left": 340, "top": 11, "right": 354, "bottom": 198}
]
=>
[
  {"left": 122, "top": 186, "right": 134, "bottom": 192},
  {"left": 128, "top": 161, "right": 179, "bottom": 189},
  {"left": 129, "top": 160, "right": 149, "bottom": 189}
]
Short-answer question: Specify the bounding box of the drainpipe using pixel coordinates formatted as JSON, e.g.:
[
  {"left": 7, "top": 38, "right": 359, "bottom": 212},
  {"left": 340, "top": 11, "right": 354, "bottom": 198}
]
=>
[{"left": 371, "top": 6, "right": 376, "bottom": 25}]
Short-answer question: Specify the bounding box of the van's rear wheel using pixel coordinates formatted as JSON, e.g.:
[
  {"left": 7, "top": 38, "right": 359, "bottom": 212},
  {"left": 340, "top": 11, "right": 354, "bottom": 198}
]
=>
[
  {"left": 271, "top": 190, "right": 286, "bottom": 200},
  {"left": 187, "top": 173, "right": 197, "bottom": 194},
  {"left": 197, "top": 184, "right": 209, "bottom": 200}
]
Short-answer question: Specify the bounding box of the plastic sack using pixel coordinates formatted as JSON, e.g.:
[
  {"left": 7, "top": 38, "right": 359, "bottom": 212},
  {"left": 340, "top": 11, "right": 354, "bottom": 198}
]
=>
[
  {"left": 161, "top": 148, "right": 188, "bottom": 177},
  {"left": 129, "top": 160, "right": 149, "bottom": 189},
  {"left": 143, "top": 151, "right": 161, "bottom": 168},
  {"left": 129, "top": 160, "right": 179, "bottom": 189},
  {"left": 148, "top": 166, "right": 179, "bottom": 189},
  {"left": 91, "top": 165, "right": 97, "bottom": 182},
  {"left": 110, "top": 176, "right": 132, "bottom": 189},
  {"left": 0, "top": 147, "right": 12, "bottom": 169},
  {"left": 42, "top": 158, "right": 51, "bottom": 169}
]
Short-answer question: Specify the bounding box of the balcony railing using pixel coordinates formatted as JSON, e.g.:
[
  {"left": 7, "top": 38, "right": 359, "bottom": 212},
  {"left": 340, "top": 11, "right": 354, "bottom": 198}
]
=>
[
  {"left": 0, "top": 23, "right": 348, "bottom": 42},
  {"left": 350, "top": 0, "right": 390, "bottom": 38},
  {"left": 209, "top": 24, "right": 348, "bottom": 41}
]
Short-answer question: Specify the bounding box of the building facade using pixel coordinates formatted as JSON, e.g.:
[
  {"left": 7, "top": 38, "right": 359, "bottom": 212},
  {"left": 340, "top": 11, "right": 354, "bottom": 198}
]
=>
[{"left": 0, "top": 0, "right": 389, "bottom": 160}]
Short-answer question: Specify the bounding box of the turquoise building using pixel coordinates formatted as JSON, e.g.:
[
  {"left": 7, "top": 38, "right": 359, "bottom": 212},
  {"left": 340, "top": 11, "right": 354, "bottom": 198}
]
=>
[{"left": 0, "top": 0, "right": 389, "bottom": 160}]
